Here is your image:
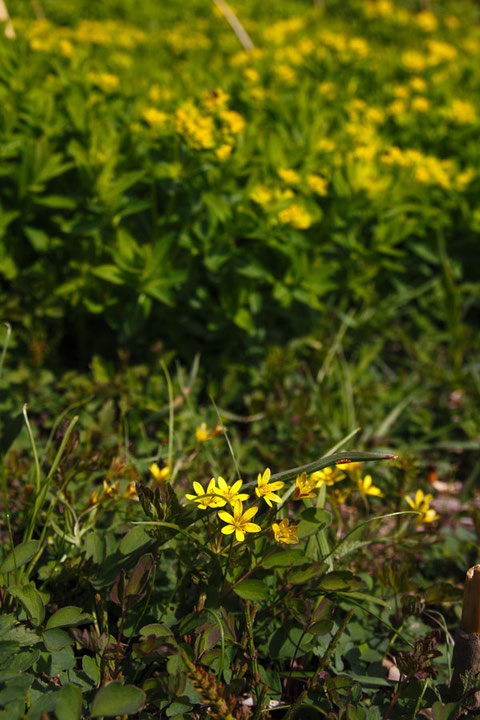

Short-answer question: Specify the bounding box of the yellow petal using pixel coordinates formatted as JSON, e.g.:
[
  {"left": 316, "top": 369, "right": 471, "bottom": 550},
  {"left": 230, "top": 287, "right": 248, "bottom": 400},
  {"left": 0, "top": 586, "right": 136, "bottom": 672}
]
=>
[
  {"left": 221, "top": 525, "right": 235, "bottom": 535},
  {"left": 242, "top": 506, "right": 259, "bottom": 521},
  {"left": 235, "top": 528, "right": 245, "bottom": 542},
  {"left": 218, "top": 511, "right": 234, "bottom": 523}
]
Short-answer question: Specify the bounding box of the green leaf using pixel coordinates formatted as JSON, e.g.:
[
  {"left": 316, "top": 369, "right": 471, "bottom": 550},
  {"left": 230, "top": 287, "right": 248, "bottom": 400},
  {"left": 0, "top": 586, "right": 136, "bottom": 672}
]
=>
[
  {"left": 318, "top": 571, "right": 364, "bottom": 592},
  {"left": 262, "top": 550, "right": 305, "bottom": 568},
  {"left": 431, "top": 702, "right": 460, "bottom": 720},
  {"left": 268, "top": 451, "right": 397, "bottom": 485},
  {"left": 91, "top": 265, "right": 124, "bottom": 285},
  {"left": 55, "top": 683, "right": 83, "bottom": 720},
  {"left": 46, "top": 606, "right": 93, "bottom": 630},
  {"left": 119, "top": 527, "right": 153, "bottom": 556},
  {"left": 0, "top": 541, "right": 40, "bottom": 574},
  {"left": 233, "top": 579, "right": 269, "bottom": 601},
  {"left": 91, "top": 682, "right": 146, "bottom": 717},
  {"left": 43, "top": 628, "right": 73, "bottom": 652},
  {"left": 287, "top": 563, "right": 327, "bottom": 585},
  {"left": 25, "top": 690, "right": 57, "bottom": 720},
  {"left": 297, "top": 508, "right": 331, "bottom": 538},
  {"left": 7, "top": 584, "right": 45, "bottom": 626}
]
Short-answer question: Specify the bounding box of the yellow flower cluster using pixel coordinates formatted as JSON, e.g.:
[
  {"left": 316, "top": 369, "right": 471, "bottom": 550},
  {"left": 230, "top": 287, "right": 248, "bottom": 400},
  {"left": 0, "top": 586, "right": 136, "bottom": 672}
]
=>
[
  {"left": 23, "top": 18, "right": 145, "bottom": 55},
  {"left": 278, "top": 204, "right": 312, "bottom": 230},
  {"left": 380, "top": 146, "right": 474, "bottom": 190},
  {"left": 174, "top": 94, "right": 245, "bottom": 154},
  {"left": 186, "top": 469, "right": 291, "bottom": 544}
]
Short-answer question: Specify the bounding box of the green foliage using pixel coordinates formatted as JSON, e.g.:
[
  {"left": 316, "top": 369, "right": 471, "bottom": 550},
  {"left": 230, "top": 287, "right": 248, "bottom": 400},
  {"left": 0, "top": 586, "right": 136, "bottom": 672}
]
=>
[{"left": 0, "top": 0, "right": 479, "bottom": 372}]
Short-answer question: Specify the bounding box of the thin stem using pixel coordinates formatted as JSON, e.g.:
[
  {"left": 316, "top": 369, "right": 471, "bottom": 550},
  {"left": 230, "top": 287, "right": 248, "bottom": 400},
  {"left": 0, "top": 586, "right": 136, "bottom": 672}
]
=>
[{"left": 160, "top": 360, "right": 174, "bottom": 478}]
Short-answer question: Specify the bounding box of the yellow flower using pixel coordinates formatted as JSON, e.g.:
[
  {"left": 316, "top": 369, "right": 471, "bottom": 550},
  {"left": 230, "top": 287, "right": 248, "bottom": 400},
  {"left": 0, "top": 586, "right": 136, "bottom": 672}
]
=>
[
  {"left": 215, "top": 144, "right": 233, "bottom": 161},
  {"left": 122, "top": 480, "right": 138, "bottom": 500},
  {"left": 356, "top": 475, "right": 383, "bottom": 498},
  {"left": 278, "top": 204, "right": 312, "bottom": 230},
  {"left": 202, "top": 87, "right": 229, "bottom": 112},
  {"left": 195, "top": 423, "right": 210, "bottom": 442},
  {"left": 405, "top": 489, "right": 439, "bottom": 525},
  {"left": 213, "top": 477, "right": 249, "bottom": 507},
  {"left": 456, "top": 168, "right": 475, "bottom": 190},
  {"left": 255, "top": 468, "right": 284, "bottom": 507},
  {"left": 150, "top": 463, "right": 170, "bottom": 483},
  {"left": 311, "top": 467, "right": 344, "bottom": 487},
  {"left": 87, "top": 72, "right": 119, "bottom": 92},
  {"left": 220, "top": 109, "right": 246, "bottom": 135},
  {"left": 449, "top": 100, "right": 477, "bottom": 124},
  {"left": 250, "top": 185, "right": 273, "bottom": 206},
  {"left": 292, "top": 472, "right": 317, "bottom": 500},
  {"left": 272, "top": 519, "right": 299, "bottom": 545},
  {"left": 317, "top": 138, "right": 336, "bottom": 153},
  {"left": 186, "top": 479, "right": 226, "bottom": 510},
  {"left": 278, "top": 168, "right": 301, "bottom": 185},
  {"left": 415, "top": 10, "right": 438, "bottom": 32},
  {"left": 103, "top": 479, "right": 119, "bottom": 498},
  {"left": 411, "top": 96, "right": 430, "bottom": 113},
  {"left": 218, "top": 502, "right": 261, "bottom": 542},
  {"left": 307, "top": 174, "right": 328, "bottom": 196},
  {"left": 141, "top": 108, "right": 169, "bottom": 127},
  {"left": 410, "top": 76, "right": 427, "bottom": 93}
]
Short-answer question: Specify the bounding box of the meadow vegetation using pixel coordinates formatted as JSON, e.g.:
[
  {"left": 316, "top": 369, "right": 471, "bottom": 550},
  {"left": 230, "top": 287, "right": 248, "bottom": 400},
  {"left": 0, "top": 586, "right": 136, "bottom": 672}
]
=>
[{"left": 0, "top": 0, "right": 480, "bottom": 717}]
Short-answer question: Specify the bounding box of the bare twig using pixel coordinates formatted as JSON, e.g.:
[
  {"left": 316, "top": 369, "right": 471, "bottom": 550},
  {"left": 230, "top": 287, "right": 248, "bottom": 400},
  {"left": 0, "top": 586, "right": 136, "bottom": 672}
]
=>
[
  {"left": 0, "top": 0, "right": 15, "bottom": 39},
  {"left": 213, "top": 0, "right": 254, "bottom": 51}
]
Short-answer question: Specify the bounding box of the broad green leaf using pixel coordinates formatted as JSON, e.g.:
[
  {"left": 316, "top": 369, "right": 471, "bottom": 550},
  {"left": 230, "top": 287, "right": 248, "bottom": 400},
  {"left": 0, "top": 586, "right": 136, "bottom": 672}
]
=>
[
  {"left": 119, "top": 527, "right": 152, "bottom": 556},
  {"left": 46, "top": 606, "right": 93, "bottom": 630},
  {"left": 431, "top": 702, "right": 461, "bottom": 720},
  {"left": 43, "top": 628, "right": 73, "bottom": 652},
  {"left": 55, "top": 683, "right": 83, "bottom": 720},
  {"left": 318, "top": 571, "right": 364, "bottom": 592},
  {"left": 25, "top": 689, "right": 57, "bottom": 720},
  {"left": 262, "top": 550, "right": 305, "bottom": 568},
  {"left": 233, "top": 579, "right": 269, "bottom": 601},
  {"left": 91, "top": 682, "right": 146, "bottom": 717},
  {"left": 7, "top": 584, "right": 45, "bottom": 626},
  {"left": 91, "top": 265, "right": 124, "bottom": 285},
  {"left": 287, "top": 563, "right": 327, "bottom": 585},
  {"left": 0, "top": 541, "right": 40, "bottom": 574}
]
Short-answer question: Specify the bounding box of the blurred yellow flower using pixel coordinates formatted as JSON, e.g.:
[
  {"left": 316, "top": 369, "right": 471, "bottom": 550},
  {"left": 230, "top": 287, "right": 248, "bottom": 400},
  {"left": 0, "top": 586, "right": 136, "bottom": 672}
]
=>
[
  {"left": 87, "top": 72, "right": 119, "bottom": 92},
  {"left": 307, "top": 174, "right": 328, "bottom": 196},
  {"left": 219, "top": 502, "right": 261, "bottom": 542},
  {"left": 311, "top": 467, "right": 344, "bottom": 487},
  {"left": 272, "top": 519, "right": 299, "bottom": 544},
  {"left": 150, "top": 463, "right": 170, "bottom": 483},
  {"left": 278, "top": 168, "right": 301, "bottom": 185},
  {"left": 356, "top": 475, "right": 383, "bottom": 498},
  {"left": 216, "top": 144, "right": 233, "bottom": 161},
  {"left": 278, "top": 204, "right": 312, "bottom": 229},
  {"left": 411, "top": 96, "right": 430, "bottom": 113},
  {"left": 405, "top": 489, "right": 439, "bottom": 524},
  {"left": 255, "top": 468, "right": 284, "bottom": 507},
  {"left": 415, "top": 11, "right": 438, "bottom": 32},
  {"left": 449, "top": 99, "right": 477, "bottom": 124},
  {"left": 220, "top": 110, "right": 246, "bottom": 135},
  {"left": 195, "top": 423, "right": 210, "bottom": 442},
  {"left": 142, "top": 108, "right": 169, "bottom": 127},
  {"left": 317, "top": 138, "right": 336, "bottom": 153},
  {"left": 250, "top": 185, "right": 273, "bottom": 206}
]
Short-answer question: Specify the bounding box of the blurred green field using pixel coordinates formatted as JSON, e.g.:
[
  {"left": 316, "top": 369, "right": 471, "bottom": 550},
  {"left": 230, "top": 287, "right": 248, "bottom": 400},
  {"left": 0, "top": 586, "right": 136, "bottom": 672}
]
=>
[{"left": 1, "top": 1, "right": 480, "bottom": 717}]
